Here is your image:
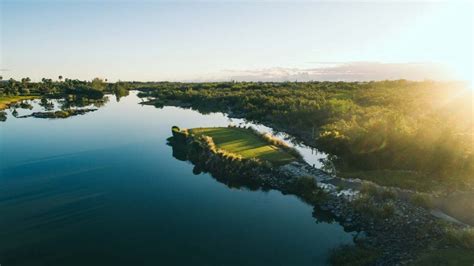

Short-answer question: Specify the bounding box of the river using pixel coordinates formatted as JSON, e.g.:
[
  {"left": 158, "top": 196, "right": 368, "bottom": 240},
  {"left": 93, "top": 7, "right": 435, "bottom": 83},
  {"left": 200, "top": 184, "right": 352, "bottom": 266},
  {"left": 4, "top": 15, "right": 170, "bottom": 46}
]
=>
[{"left": 0, "top": 92, "right": 353, "bottom": 265}]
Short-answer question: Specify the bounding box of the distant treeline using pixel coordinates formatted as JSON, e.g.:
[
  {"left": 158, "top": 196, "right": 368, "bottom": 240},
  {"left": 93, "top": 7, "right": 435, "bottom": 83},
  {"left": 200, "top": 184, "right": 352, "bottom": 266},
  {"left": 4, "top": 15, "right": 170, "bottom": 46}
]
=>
[
  {"left": 0, "top": 77, "right": 129, "bottom": 100},
  {"left": 137, "top": 80, "right": 473, "bottom": 190},
  {"left": 2, "top": 77, "right": 472, "bottom": 190}
]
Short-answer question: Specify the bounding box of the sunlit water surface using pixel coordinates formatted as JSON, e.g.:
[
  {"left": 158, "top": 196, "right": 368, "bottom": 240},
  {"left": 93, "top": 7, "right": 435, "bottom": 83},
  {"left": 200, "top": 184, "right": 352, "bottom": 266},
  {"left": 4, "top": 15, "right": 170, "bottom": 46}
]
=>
[{"left": 0, "top": 93, "right": 352, "bottom": 265}]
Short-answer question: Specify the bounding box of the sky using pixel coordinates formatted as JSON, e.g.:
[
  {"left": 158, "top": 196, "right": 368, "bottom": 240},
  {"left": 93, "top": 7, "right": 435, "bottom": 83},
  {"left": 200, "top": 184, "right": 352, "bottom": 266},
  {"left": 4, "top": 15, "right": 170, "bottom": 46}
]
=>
[{"left": 0, "top": 0, "right": 472, "bottom": 83}]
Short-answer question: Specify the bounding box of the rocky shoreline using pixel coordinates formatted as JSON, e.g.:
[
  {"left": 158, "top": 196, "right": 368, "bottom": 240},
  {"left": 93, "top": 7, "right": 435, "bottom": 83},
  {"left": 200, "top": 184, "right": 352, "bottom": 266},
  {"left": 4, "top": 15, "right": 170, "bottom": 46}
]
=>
[
  {"left": 169, "top": 126, "right": 471, "bottom": 265},
  {"left": 274, "top": 162, "right": 468, "bottom": 265}
]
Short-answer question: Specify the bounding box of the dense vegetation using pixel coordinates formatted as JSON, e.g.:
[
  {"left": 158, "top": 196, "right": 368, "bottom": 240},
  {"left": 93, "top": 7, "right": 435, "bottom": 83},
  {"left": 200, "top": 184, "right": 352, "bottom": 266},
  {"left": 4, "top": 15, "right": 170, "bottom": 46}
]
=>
[
  {"left": 0, "top": 95, "right": 36, "bottom": 110},
  {"left": 138, "top": 80, "right": 473, "bottom": 192},
  {"left": 2, "top": 78, "right": 472, "bottom": 192},
  {"left": 0, "top": 76, "right": 130, "bottom": 109}
]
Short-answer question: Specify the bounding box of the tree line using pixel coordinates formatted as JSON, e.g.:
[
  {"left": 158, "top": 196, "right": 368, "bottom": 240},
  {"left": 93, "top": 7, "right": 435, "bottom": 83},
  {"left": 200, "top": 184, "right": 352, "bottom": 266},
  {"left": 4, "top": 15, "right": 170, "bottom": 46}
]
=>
[
  {"left": 137, "top": 80, "right": 473, "bottom": 191},
  {"left": 0, "top": 76, "right": 129, "bottom": 100},
  {"left": 2, "top": 77, "right": 471, "bottom": 190}
]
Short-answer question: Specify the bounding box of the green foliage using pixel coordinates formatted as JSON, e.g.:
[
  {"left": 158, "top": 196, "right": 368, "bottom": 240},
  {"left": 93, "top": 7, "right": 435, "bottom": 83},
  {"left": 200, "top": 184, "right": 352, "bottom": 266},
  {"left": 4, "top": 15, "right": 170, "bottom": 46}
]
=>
[
  {"left": 0, "top": 77, "right": 125, "bottom": 100},
  {"left": 91, "top": 77, "right": 106, "bottom": 91},
  {"left": 410, "top": 193, "right": 433, "bottom": 209},
  {"left": 352, "top": 195, "right": 395, "bottom": 219},
  {"left": 413, "top": 248, "right": 474, "bottom": 266},
  {"left": 137, "top": 80, "right": 473, "bottom": 191},
  {"left": 113, "top": 82, "right": 130, "bottom": 101},
  {"left": 25, "top": 108, "right": 97, "bottom": 119},
  {"left": 445, "top": 228, "right": 474, "bottom": 250},
  {"left": 360, "top": 183, "right": 396, "bottom": 200},
  {"left": 360, "top": 183, "right": 378, "bottom": 196},
  {"left": 292, "top": 176, "right": 317, "bottom": 195},
  {"left": 381, "top": 202, "right": 395, "bottom": 219},
  {"left": 171, "top": 126, "right": 189, "bottom": 142},
  {"left": 289, "top": 176, "right": 327, "bottom": 205},
  {"left": 0, "top": 95, "right": 36, "bottom": 110},
  {"left": 352, "top": 195, "right": 380, "bottom": 218},
  {"left": 329, "top": 245, "right": 379, "bottom": 266},
  {"left": 0, "top": 111, "right": 6, "bottom": 121},
  {"left": 339, "top": 170, "right": 438, "bottom": 192}
]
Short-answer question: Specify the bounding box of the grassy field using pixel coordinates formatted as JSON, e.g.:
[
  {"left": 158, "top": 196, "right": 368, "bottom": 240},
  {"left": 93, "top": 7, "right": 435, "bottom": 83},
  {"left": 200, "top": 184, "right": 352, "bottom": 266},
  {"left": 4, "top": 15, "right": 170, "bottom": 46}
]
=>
[
  {"left": 0, "top": 96, "right": 36, "bottom": 110},
  {"left": 189, "top": 127, "right": 296, "bottom": 165}
]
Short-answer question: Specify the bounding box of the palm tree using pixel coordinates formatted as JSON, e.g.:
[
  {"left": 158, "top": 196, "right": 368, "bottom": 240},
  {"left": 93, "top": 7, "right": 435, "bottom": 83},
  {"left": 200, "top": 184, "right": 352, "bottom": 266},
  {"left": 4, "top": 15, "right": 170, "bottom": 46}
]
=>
[{"left": 58, "top": 75, "right": 63, "bottom": 82}]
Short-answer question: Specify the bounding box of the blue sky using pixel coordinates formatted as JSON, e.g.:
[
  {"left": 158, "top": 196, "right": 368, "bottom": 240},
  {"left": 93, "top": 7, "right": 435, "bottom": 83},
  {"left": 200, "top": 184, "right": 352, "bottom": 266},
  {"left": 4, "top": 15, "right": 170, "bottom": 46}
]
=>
[{"left": 1, "top": 1, "right": 472, "bottom": 82}]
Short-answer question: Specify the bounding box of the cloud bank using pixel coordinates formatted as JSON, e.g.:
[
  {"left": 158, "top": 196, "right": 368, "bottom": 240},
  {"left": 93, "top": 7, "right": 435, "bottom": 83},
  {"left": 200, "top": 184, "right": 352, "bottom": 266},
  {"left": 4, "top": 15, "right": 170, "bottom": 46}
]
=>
[{"left": 202, "top": 62, "right": 455, "bottom": 82}]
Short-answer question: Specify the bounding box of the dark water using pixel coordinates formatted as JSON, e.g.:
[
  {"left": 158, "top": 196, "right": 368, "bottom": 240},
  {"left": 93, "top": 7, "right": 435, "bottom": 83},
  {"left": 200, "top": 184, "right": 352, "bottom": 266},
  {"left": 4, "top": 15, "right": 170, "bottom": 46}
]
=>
[{"left": 0, "top": 93, "right": 353, "bottom": 266}]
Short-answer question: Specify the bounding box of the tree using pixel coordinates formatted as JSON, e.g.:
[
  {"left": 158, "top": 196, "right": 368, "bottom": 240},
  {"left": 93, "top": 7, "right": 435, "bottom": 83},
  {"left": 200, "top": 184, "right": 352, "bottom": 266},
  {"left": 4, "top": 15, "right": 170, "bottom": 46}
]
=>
[
  {"left": 20, "top": 77, "right": 31, "bottom": 94},
  {"left": 58, "top": 75, "right": 63, "bottom": 82},
  {"left": 91, "top": 77, "right": 106, "bottom": 91}
]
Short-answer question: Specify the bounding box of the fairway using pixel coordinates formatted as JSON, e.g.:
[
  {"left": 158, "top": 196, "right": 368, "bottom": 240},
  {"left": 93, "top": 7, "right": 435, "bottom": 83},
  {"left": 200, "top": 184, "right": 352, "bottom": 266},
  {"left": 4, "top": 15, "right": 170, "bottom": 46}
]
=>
[{"left": 189, "top": 127, "right": 296, "bottom": 165}]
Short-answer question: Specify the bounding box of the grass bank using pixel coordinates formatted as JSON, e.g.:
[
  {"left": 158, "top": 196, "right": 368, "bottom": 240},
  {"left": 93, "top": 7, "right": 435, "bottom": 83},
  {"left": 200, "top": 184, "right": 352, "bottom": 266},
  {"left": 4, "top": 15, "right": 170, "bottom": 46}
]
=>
[
  {"left": 189, "top": 127, "right": 297, "bottom": 165},
  {"left": 0, "top": 95, "right": 36, "bottom": 110}
]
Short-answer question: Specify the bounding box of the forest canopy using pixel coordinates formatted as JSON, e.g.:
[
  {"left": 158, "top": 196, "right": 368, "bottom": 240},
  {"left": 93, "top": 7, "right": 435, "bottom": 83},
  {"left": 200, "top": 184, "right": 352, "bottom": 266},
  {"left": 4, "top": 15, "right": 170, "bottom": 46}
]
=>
[{"left": 137, "top": 80, "right": 473, "bottom": 192}]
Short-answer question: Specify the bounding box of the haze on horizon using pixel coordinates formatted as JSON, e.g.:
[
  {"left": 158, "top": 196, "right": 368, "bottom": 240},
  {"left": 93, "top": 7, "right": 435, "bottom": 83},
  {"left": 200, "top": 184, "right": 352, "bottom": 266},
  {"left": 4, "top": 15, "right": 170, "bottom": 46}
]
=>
[{"left": 0, "top": 0, "right": 472, "bottom": 83}]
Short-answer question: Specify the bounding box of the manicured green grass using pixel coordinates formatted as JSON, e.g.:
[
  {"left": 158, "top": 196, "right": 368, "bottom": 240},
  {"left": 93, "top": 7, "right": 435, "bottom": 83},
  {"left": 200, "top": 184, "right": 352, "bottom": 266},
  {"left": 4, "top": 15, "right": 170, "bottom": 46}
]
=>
[
  {"left": 189, "top": 127, "right": 296, "bottom": 165},
  {"left": 0, "top": 96, "right": 36, "bottom": 110},
  {"left": 413, "top": 248, "right": 474, "bottom": 266}
]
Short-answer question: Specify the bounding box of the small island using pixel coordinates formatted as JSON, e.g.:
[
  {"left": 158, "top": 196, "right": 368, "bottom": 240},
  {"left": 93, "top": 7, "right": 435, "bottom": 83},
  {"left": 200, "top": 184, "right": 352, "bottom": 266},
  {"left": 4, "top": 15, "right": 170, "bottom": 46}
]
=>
[
  {"left": 169, "top": 125, "right": 303, "bottom": 186},
  {"left": 187, "top": 126, "right": 300, "bottom": 165},
  {"left": 17, "top": 108, "right": 97, "bottom": 119}
]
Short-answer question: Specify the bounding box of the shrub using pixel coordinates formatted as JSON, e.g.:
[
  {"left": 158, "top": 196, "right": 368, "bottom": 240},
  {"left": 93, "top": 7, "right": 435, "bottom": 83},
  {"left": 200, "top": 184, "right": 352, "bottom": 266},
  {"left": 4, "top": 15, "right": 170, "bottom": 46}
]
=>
[
  {"left": 360, "top": 183, "right": 378, "bottom": 197},
  {"left": 172, "top": 125, "right": 180, "bottom": 132},
  {"left": 360, "top": 183, "right": 396, "bottom": 201},
  {"left": 381, "top": 202, "right": 395, "bottom": 218},
  {"left": 352, "top": 195, "right": 379, "bottom": 218},
  {"left": 446, "top": 228, "right": 474, "bottom": 250},
  {"left": 293, "top": 176, "right": 318, "bottom": 195},
  {"left": 379, "top": 189, "right": 396, "bottom": 200},
  {"left": 411, "top": 193, "right": 433, "bottom": 209},
  {"left": 290, "top": 176, "right": 327, "bottom": 204},
  {"left": 171, "top": 126, "right": 189, "bottom": 142}
]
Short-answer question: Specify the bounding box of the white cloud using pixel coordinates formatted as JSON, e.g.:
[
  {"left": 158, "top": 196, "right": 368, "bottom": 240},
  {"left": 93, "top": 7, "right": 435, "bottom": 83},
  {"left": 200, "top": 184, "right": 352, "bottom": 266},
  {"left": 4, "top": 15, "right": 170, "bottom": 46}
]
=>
[{"left": 206, "top": 62, "right": 454, "bottom": 82}]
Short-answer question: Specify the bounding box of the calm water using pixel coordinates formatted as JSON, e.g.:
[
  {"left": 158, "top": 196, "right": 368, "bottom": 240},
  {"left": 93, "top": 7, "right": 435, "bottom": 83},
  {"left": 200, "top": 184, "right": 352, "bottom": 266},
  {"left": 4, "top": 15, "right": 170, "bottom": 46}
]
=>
[{"left": 0, "top": 93, "right": 352, "bottom": 266}]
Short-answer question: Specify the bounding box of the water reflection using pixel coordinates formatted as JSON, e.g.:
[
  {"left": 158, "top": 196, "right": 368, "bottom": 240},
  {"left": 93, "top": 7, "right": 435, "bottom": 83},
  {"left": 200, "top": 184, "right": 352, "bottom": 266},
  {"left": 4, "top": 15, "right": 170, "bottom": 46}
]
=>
[
  {"left": 1, "top": 91, "right": 354, "bottom": 265},
  {"left": 1, "top": 95, "right": 110, "bottom": 122},
  {"left": 168, "top": 136, "right": 351, "bottom": 233}
]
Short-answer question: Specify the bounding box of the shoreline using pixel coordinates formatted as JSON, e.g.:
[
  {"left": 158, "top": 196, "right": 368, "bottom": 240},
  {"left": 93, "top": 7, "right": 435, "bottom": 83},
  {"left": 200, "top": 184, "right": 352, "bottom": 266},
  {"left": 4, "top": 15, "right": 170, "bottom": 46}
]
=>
[
  {"left": 144, "top": 98, "right": 474, "bottom": 225},
  {"left": 0, "top": 96, "right": 37, "bottom": 110},
  {"left": 169, "top": 126, "right": 471, "bottom": 265}
]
